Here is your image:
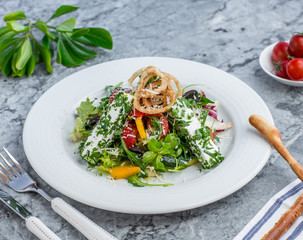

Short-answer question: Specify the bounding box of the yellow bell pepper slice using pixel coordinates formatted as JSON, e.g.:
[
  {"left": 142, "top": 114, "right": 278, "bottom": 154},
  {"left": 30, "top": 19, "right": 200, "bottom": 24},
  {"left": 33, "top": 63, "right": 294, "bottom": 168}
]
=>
[
  {"left": 109, "top": 166, "right": 141, "bottom": 179},
  {"left": 135, "top": 118, "right": 147, "bottom": 139}
]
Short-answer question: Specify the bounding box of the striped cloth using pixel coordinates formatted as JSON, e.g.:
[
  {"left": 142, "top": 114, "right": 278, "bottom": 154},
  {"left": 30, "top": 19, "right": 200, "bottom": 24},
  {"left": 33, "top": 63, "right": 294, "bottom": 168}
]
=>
[{"left": 235, "top": 179, "right": 303, "bottom": 240}]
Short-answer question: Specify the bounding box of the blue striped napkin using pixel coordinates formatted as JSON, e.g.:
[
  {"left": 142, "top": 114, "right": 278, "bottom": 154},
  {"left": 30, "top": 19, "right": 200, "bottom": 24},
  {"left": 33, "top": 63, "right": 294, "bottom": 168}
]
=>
[{"left": 235, "top": 179, "right": 303, "bottom": 240}]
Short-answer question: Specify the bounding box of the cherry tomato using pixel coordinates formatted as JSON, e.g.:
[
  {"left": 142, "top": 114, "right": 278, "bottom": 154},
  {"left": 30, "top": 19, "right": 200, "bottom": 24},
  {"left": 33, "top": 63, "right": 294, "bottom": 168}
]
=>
[
  {"left": 286, "top": 58, "right": 303, "bottom": 81},
  {"left": 289, "top": 34, "right": 303, "bottom": 57},
  {"left": 130, "top": 109, "right": 146, "bottom": 118},
  {"left": 272, "top": 42, "right": 290, "bottom": 63},
  {"left": 122, "top": 122, "right": 138, "bottom": 149},
  {"left": 274, "top": 60, "right": 289, "bottom": 79},
  {"left": 146, "top": 114, "right": 169, "bottom": 138}
]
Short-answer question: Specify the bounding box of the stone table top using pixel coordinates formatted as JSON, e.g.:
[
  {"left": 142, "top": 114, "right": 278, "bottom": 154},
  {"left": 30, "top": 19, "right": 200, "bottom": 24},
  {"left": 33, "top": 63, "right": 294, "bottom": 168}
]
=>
[{"left": 1, "top": 0, "right": 303, "bottom": 239}]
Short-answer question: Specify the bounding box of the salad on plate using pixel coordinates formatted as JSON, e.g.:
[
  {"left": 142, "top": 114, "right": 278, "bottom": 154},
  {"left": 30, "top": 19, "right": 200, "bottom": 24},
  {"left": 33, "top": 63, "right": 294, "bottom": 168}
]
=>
[{"left": 70, "top": 66, "right": 232, "bottom": 187}]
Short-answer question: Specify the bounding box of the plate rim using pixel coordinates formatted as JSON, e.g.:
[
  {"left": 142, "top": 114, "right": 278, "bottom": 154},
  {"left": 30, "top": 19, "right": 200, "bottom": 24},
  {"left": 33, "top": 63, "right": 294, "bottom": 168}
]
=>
[{"left": 23, "top": 57, "right": 273, "bottom": 214}]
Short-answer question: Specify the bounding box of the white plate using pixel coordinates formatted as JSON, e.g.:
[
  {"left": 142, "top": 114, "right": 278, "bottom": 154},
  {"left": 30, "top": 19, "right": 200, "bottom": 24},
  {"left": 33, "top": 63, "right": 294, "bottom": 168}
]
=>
[
  {"left": 259, "top": 42, "right": 303, "bottom": 87},
  {"left": 23, "top": 57, "right": 273, "bottom": 214}
]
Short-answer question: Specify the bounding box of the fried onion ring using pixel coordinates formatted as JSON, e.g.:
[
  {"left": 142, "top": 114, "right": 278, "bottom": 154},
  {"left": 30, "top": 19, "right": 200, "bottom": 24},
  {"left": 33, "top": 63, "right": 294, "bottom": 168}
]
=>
[{"left": 129, "top": 66, "right": 182, "bottom": 114}]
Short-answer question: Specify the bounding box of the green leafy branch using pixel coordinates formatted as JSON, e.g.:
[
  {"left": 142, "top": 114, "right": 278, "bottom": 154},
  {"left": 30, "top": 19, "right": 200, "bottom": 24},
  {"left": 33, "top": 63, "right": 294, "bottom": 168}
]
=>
[{"left": 0, "top": 5, "right": 113, "bottom": 77}]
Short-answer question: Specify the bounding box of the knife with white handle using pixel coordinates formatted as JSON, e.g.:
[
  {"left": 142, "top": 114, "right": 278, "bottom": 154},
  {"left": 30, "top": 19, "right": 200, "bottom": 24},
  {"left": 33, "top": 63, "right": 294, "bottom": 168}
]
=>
[
  {"left": 0, "top": 189, "right": 61, "bottom": 240},
  {"left": 51, "top": 197, "right": 118, "bottom": 240}
]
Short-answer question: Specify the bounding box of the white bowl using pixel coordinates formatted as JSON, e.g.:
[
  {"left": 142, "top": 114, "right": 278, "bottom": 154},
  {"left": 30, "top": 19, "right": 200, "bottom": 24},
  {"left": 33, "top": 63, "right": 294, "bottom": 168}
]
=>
[{"left": 259, "top": 42, "right": 303, "bottom": 87}]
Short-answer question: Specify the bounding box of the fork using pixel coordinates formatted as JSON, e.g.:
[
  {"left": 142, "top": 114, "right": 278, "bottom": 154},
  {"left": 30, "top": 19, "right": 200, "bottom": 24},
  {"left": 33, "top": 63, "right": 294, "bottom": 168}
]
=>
[{"left": 0, "top": 147, "right": 118, "bottom": 240}]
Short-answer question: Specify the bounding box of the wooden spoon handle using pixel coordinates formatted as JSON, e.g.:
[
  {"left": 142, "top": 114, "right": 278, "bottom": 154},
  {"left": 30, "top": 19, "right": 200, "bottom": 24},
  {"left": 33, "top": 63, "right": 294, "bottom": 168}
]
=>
[{"left": 249, "top": 114, "right": 303, "bottom": 182}]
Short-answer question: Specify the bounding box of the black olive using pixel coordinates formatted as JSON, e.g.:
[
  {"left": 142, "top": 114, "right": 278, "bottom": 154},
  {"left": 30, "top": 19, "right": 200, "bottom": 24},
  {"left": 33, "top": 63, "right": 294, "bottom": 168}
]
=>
[
  {"left": 183, "top": 90, "right": 200, "bottom": 103},
  {"left": 85, "top": 115, "right": 100, "bottom": 130},
  {"left": 129, "top": 147, "right": 146, "bottom": 156}
]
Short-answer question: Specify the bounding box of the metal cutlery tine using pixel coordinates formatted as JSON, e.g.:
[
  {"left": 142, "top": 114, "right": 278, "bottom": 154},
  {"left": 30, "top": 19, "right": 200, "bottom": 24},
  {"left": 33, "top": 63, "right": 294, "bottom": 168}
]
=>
[
  {"left": 0, "top": 170, "right": 9, "bottom": 184},
  {"left": 3, "top": 147, "right": 24, "bottom": 173},
  {"left": 0, "top": 161, "right": 13, "bottom": 180},
  {"left": 0, "top": 147, "right": 52, "bottom": 200},
  {"left": 0, "top": 152, "right": 19, "bottom": 177}
]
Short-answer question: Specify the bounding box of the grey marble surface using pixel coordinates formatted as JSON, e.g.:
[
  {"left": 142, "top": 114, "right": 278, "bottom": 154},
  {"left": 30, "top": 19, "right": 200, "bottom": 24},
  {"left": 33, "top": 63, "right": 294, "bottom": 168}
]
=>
[{"left": 0, "top": 0, "right": 302, "bottom": 239}]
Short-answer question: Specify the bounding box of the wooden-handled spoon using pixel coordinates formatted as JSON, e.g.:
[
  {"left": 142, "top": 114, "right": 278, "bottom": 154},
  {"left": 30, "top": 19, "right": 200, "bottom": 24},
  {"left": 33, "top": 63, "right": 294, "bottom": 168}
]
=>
[
  {"left": 250, "top": 114, "right": 303, "bottom": 240},
  {"left": 249, "top": 114, "right": 303, "bottom": 182}
]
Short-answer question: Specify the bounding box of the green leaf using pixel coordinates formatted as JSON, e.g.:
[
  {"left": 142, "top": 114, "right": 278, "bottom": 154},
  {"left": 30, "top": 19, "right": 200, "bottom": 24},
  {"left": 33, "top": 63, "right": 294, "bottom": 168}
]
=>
[
  {"left": 147, "top": 139, "right": 161, "bottom": 153},
  {"left": 27, "top": 54, "right": 36, "bottom": 76},
  {"left": 77, "top": 98, "right": 99, "bottom": 122},
  {"left": 142, "top": 151, "right": 158, "bottom": 163},
  {"left": 127, "top": 175, "right": 172, "bottom": 187},
  {"left": 153, "top": 155, "right": 167, "bottom": 172},
  {"left": 42, "top": 34, "right": 54, "bottom": 56},
  {"left": 72, "top": 28, "right": 113, "bottom": 49},
  {"left": 64, "top": 35, "right": 96, "bottom": 59},
  {"left": 0, "top": 27, "right": 11, "bottom": 37},
  {"left": 49, "top": 5, "right": 79, "bottom": 21},
  {"left": 57, "top": 36, "right": 84, "bottom": 67},
  {"left": 0, "top": 46, "right": 16, "bottom": 76},
  {"left": 56, "top": 18, "right": 76, "bottom": 32},
  {"left": 121, "top": 138, "right": 146, "bottom": 170},
  {"left": 0, "top": 31, "right": 17, "bottom": 41},
  {"left": 7, "top": 20, "right": 29, "bottom": 33},
  {"left": 16, "top": 38, "right": 32, "bottom": 70},
  {"left": 12, "top": 65, "right": 26, "bottom": 77},
  {"left": 33, "top": 39, "right": 52, "bottom": 73},
  {"left": 71, "top": 28, "right": 89, "bottom": 38},
  {"left": 0, "top": 38, "right": 18, "bottom": 54},
  {"left": 35, "top": 19, "right": 55, "bottom": 40},
  {"left": 11, "top": 52, "right": 19, "bottom": 73},
  {"left": 4, "top": 11, "right": 27, "bottom": 21},
  {"left": 159, "top": 143, "right": 173, "bottom": 155},
  {"left": 164, "top": 133, "right": 181, "bottom": 149}
]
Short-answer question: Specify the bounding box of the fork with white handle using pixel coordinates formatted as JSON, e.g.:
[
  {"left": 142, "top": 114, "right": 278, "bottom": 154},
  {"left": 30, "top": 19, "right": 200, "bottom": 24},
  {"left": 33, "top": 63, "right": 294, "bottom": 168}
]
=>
[{"left": 0, "top": 147, "right": 118, "bottom": 240}]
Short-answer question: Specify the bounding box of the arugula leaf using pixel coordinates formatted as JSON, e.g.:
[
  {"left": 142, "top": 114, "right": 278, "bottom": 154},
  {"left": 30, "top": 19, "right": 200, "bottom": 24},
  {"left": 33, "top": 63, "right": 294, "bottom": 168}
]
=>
[
  {"left": 105, "top": 82, "right": 123, "bottom": 96},
  {"left": 147, "top": 116, "right": 162, "bottom": 139},
  {"left": 128, "top": 175, "right": 172, "bottom": 187},
  {"left": 198, "top": 95, "right": 214, "bottom": 107},
  {"left": 121, "top": 138, "right": 147, "bottom": 170}
]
